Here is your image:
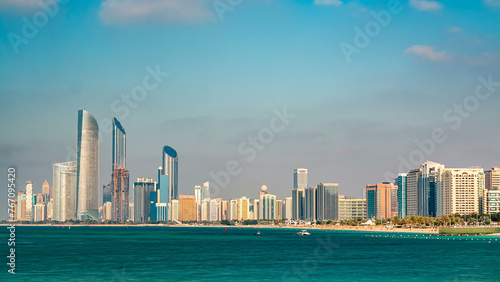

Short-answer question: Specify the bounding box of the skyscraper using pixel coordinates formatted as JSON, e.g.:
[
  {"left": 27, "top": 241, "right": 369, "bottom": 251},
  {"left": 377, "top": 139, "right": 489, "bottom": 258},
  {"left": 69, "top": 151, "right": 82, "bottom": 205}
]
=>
[
  {"left": 53, "top": 161, "right": 77, "bottom": 221},
  {"left": 161, "top": 145, "right": 179, "bottom": 202},
  {"left": 103, "top": 183, "right": 112, "bottom": 205},
  {"left": 76, "top": 109, "right": 99, "bottom": 220},
  {"left": 305, "top": 186, "right": 317, "bottom": 221},
  {"left": 179, "top": 195, "right": 197, "bottom": 221},
  {"left": 112, "top": 168, "right": 129, "bottom": 222},
  {"left": 366, "top": 182, "right": 397, "bottom": 219},
  {"left": 284, "top": 197, "right": 292, "bottom": 220},
  {"left": 201, "top": 181, "right": 210, "bottom": 200},
  {"left": 419, "top": 161, "right": 445, "bottom": 217},
  {"left": 293, "top": 168, "right": 308, "bottom": 189},
  {"left": 112, "top": 117, "right": 126, "bottom": 169},
  {"left": 292, "top": 188, "right": 305, "bottom": 220},
  {"left": 441, "top": 168, "right": 485, "bottom": 215},
  {"left": 42, "top": 180, "right": 50, "bottom": 204},
  {"left": 316, "top": 183, "right": 339, "bottom": 221},
  {"left": 133, "top": 177, "right": 156, "bottom": 222},
  {"left": 259, "top": 185, "right": 276, "bottom": 220},
  {"left": 406, "top": 168, "right": 421, "bottom": 217},
  {"left": 25, "top": 181, "right": 33, "bottom": 221},
  {"left": 485, "top": 167, "right": 500, "bottom": 191},
  {"left": 396, "top": 173, "right": 407, "bottom": 218},
  {"left": 194, "top": 185, "right": 201, "bottom": 203}
]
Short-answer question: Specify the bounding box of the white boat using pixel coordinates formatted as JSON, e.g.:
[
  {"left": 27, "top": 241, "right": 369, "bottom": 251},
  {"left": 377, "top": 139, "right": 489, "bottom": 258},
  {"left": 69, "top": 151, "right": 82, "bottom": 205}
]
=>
[{"left": 297, "top": 230, "right": 311, "bottom": 236}]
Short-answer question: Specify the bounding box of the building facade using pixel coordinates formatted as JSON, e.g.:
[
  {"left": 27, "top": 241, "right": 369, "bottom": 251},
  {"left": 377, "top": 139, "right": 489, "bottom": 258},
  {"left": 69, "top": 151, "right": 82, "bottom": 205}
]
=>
[
  {"left": 316, "top": 183, "right": 339, "bottom": 221},
  {"left": 338, "top": 197, "right": 367, "bottom": 220}
]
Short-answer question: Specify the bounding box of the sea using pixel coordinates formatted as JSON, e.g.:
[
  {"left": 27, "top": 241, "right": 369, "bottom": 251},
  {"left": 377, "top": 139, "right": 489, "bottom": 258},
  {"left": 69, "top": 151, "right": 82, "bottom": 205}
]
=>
[{"left": 1, "top": 226, "right": 500, "bottom": 281}]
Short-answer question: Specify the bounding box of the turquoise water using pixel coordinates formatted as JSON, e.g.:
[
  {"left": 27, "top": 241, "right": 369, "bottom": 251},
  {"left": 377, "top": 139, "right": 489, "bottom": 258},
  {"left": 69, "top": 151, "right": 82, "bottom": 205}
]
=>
[{"left": 1, "top": 226, "right": 500, "bottom": 281}]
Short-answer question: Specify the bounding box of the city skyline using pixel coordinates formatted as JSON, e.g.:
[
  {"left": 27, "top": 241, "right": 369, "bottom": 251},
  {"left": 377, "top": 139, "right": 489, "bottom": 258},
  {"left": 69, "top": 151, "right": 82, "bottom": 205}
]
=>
[{"left": 1, "top": 0, "right": 500, "bottom": 220}]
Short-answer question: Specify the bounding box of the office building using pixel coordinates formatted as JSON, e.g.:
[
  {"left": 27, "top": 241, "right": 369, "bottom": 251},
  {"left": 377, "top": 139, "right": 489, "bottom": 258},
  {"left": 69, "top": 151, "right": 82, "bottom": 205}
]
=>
[
  {"left": 284, "top": 197, "right": 292, "bottom": 220},
  {"left": 76, "top": 109, "right": 99, "bottom": 220},
  {"left": 396, "top": 173, "right": 407, "bottom": 218},
  {"left": 292, "top": 188, "right": 305, "bottom": 220},
  {"left": 485, "top": 190, "right": 500, "bottom": 214},
  {"left": 485, "top": 167, "right": 500, "bottom": 190},
  {"left": 25, "top": 181, "right": 33, "bottom": 221},
  {"left": 293, "top": 168, "right": 308, "bottom": 189},
  {"left": 275, "top": 200, "right": 283, "bottom": 220},
  {"left": 259, "top": 186, "right": 276, "bottom": 220},
  {"left": 366, "top": 182, "right": 396, "bottom": 219},
  {"left": 238, "top": 197, "right": 250, "bottom": 221},
  {"left": 305, "top": 186, "right": 317, "bottom": 221},
  {"left": 161, "top": 145, "right": 179, "bottom": 202},
  {"left": 194, "top": 185, "right": 201, "bottom": 203},
  {"left": 34, "top": 203, "right": 45, "bottom": 222},
  {"left": 406, "top": 168, "right": 421, "bottom": 217},
  {"left": 317, "top": 183, "right": 339, "bottom": 221},
  {"left": 128, "top": 203, "right": 134, "bottom": 222},
  {"left": 201, "top": 181, "right": 210, "bottom": 200},
  {"left": 133, "top": 177, "right": 156, "bottom": 222},
  {"left": 103, "top": 183, "right": 112, "bottom": 205},
  {"left": 179, "top": 195, "right": 197, "bottom": 221},
  {"left": 42, "top": 180, "right": 50, "bottom": 204},
  {"left": 171, "top": 199, "right": 180, "bottom": 221}
]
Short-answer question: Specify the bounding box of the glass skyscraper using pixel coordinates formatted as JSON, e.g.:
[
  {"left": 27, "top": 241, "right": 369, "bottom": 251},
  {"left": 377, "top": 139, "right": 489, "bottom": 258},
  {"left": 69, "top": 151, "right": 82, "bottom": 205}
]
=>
[
  {"left": 397, "top": 173, "right": 407, "bottom": 218},
  {"left": 76, "top": 109, "right": 99, "bottom": 220},
  {"left": 316, "top": 183, "right": 339, "bottom": 220},
  {"left": 112, "top": 117, "right": 126, "bottom": 169},
  {"left": 293, "top": 168, "right": 308, "bottom": 189},
  {"left": 161, "top": 145, "right": 178, "bottom": 202}
]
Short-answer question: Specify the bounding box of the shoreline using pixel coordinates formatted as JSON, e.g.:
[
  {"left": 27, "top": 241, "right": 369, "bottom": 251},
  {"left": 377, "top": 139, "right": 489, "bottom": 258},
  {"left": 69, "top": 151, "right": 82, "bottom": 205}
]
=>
[{"left": 0, "top": 223, "right": 439, "bottom": 233}]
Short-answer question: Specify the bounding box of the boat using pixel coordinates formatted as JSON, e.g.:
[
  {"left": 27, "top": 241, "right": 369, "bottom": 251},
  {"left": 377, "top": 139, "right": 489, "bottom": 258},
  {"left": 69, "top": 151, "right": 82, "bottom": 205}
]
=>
[{"left": 297, "top": 230, "right": 311, "bottom": 236}]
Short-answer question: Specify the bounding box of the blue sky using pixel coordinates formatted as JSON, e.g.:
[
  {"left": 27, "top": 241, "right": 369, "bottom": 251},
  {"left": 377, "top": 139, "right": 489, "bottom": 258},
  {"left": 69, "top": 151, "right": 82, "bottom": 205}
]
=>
[{"left": 1, "top": 0, "right": 499, "bottom": 219}]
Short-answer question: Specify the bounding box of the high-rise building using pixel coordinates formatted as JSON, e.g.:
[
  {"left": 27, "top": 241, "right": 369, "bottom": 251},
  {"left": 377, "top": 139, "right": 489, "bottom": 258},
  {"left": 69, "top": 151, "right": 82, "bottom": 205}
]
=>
[
  {"left": 316, "top": 183, "right": 339, "bottom": 221},
  {"left": 406, "top": 168, "right": 421, "bottom": 217},
  {"left": 194, "top": 185, "right": 201, "bottom": 203},
  {"left": 34, "top": 203, "right": 45, "bottom": 222},
  {"left": 150, "top": 190, "right": 158, "bottom": 221},
  {"left": 419, "top": 161, "right": 445, "bottom": 217},
  {"left": 103, "top": 201, "right": 112, "bottom": 221},
  {"left": 42, "top": 180, "right": 50, "bottom": 204},
  {"left": 201, "top": 181, "right": 210, "bottom": 200},
  {"left": 366, "top": 182, "right": 396, "bottom": 219},
  {"left": 161, "top": 146, "right": 179, "bottom": 202},
  {"left": 171, "top": 199, "right": 180, "bottom": 221},
  {"left": 46, "top": 199, "right": 53, "bottom": 220},
  {"left": 292, "top": 188, "right": 305, "bottom": 220},
  {"left": 133, "top": 178, "right": 156, "bottom": 222},
  {"left": 111, "top": 117, "right": 129, "bottom": 222},
  {"left": 201, "top": 199, "right": 210, "bottom": 221},
  {"left": 25, "top": 181, "right": 33, "bottom": 221},
  {"left": 485, "top": 167, "right": 500, "bottom": 191},
  {"left": 128, "top": 203, "right": 134, "bottom": 222},
  {"left": 338, "top": 196, "right": 367, "bottom": 220},
  {"left": 293, "top": 168, "right": 308, "bottom": 189},
  {"left": 209, "top": 199, "right": 218, "bottom": 221},
  {"left": 76, "top": 109, "right": 99, "bottom": 220},
  {"left": 275, "top": 200, "right": 283, "bottom": 220},
  {"left": 53, "top": 161, "right": 78, "bottom": 222},
  {"left": 17, "top": 192, "right": 26, "bottom": 221},
  {"left": 112, "top": 117, "right": 126, "bottom": 170},
  {"left": 221, "top": 200, "right": 229, "bottom": 221},
  {"left": 284, "top": 197, "right": 292, "bottom": 220},
  {"left": 396, "top": 173, "right": 407, "bottom": 218},
  {"left": 441, "top": 168, "right": 485, "bottom": 215},
  {"left": 305, "top": 187, "right": 317, "bottom": 221},
  {"left": 229, "top": 199, "right": 238, "bottom": 220},
  {"left": 238, "top": 197, "right": 250, "bottom": 221},
  {"left": 103, "top": 183, "right": 112, "bottom": 205},
  {"left": 112, "top": 168, "right": 129, "bottom": 222},
  {"left": 259, "top": 186, "right": 276, "bottom": 220},
  {"left": 179, "top": 195, "right": 197, "bottom": 221}
]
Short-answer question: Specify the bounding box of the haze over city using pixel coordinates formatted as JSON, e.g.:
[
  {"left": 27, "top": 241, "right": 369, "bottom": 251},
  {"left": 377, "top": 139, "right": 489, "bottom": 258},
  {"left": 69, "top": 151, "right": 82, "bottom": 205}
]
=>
[{"left": 1, "top": 0, "right": 499, "bottom": 220}]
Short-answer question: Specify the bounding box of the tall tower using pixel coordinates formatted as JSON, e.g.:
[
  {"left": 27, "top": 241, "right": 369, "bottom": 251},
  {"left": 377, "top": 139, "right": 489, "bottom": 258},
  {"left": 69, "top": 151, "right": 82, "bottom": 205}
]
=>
[
  {"left": 42, "top": 180, "right": 50, "bottom": 204},
  {"left": 293, "top": 168, "right": 308, "bottom": 189},
  {"left": 53, "top": 161, "right": 77, "bottom": 221},
  {"left": 316, "top": 183, "right": 339, "bottom": 221},
  {"left": 25, "top": 181, "right": 33, "bottom": 221},
  {"left": 76, "top": 109, "right": 99, "bottom": 220},
  {"left": 111, "top": 117, "right": 129, "bottom": 222},
  {"left": 161, "top": 145, "right": 178, "bottom": 202}
]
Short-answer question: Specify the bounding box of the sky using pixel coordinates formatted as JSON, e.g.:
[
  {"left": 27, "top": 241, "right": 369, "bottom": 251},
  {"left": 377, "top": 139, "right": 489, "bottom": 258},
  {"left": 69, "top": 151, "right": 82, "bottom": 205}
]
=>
[{"left": 0, "top": 0, "right": 499, "bottom": 220}]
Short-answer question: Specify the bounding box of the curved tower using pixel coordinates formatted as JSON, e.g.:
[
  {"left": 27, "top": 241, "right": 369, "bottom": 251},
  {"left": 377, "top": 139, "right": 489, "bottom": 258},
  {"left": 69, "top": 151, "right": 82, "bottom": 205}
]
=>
[
  {"left": 76, "top": 109, "right": 99, "bottom": 220},
  {"left": 112, "top": 117, "right": 126, "bottom": 170},
  {"left": 162, "top": 146, "right": 178, "bottom": 202}
]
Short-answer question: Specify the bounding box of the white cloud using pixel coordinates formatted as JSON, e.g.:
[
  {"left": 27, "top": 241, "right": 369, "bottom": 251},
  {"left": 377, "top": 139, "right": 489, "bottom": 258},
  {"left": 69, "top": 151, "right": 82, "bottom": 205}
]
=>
[
  {"left": 409, "top": 0, "right": 443, "bottom": 11},
  {"left": 484, "top": 0, "right": 500, "bottom": 7},
  {"left": 405, "top": 45, "right": 450, "bottom": 62},
  {"left": 99, "top": 0, "right": 215, "bottom": 25},
  {"left": 314, "top": 0, "right": 343, "bottom": 6},
  {"left": 449, "top": 26, "right": 461, "bottom": 33}
]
